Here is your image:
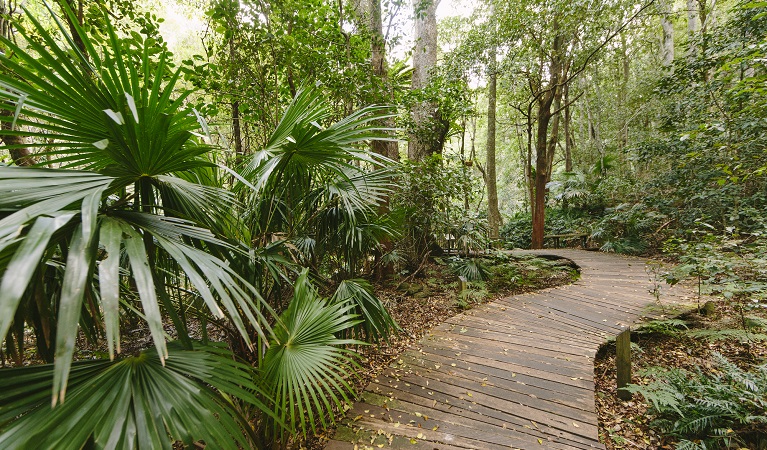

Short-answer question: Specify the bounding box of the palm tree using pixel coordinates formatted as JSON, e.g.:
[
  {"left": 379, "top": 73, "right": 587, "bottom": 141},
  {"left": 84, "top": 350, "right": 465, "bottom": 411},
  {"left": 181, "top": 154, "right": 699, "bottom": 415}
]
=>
[
  {"left": 0, "top": 5, "right": 400, "bottom": 448},
  {"left": 241, "top": 86, "right": 397, "bottom": 277},
  {"left": 0, "top": 4, "right": 275, "bottom": 448}
]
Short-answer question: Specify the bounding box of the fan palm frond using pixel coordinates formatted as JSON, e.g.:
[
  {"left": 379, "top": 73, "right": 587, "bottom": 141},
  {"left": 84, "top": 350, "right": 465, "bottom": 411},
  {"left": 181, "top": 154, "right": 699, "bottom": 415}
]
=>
[
  {"left": 0, "top": 342, "right": 275, "bottom": 450},
  {"left": 0, "top": 4, "right": 272, "bottom": 405},
  {"left": 261, "top": 269, "right": 362, "bottom": 440},
  {"left": 330, "top": 278, "right": 399, "bottom": 343}
]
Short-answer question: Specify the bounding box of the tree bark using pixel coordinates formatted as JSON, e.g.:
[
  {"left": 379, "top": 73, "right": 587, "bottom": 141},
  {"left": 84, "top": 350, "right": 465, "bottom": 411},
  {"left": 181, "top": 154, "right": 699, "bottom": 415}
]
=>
[
  {"left": 531, "top": 22, "right": 564, "bottom": 250},
  {"left": 1, "top": 111, "right": 34, "bottom": 166},
  {"left": 232, "top": 100, "right": 244, "bottom": 165},
  {"left": 486, "top": 42, "right": 501, "bottom": 242},
  {"left": 563, "top": 84, "right": 573, "bottom": 173},
  {"left": 619, "top": 32, "right": 630, "bottom": 153},
  {"left": 686, "top": 0, "right": 701, "bottom": 57},
  {"left": 408, "top": 0, "right": 443, "bottom": 161},
  {"left": 55, "top": 1, "right": 87, "bottom": 58},
  {"left": 370, "top": 0, "right": 398, "bottom": 161},
  {"left": 657, "top": 0, "right": 675, "bottom": 67}
]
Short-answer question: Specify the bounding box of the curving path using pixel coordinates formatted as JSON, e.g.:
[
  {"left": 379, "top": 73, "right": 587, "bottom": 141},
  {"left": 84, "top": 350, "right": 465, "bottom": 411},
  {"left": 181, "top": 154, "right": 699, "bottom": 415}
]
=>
[{"left": 326, "top": 250, "right": 694, "bottom": 450}]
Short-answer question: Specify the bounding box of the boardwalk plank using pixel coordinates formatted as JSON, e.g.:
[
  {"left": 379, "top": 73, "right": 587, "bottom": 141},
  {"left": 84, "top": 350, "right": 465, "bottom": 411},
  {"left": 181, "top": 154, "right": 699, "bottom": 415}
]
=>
[{"left": 328, "top": 250, "right": 695, "bottom": 449}]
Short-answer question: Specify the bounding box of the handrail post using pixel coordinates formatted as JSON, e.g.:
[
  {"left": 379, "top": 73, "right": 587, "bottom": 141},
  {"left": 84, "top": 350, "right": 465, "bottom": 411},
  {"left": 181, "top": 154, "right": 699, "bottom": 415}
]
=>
[{"left": 616, "top": 328, "right": 632, "bottom": 400}]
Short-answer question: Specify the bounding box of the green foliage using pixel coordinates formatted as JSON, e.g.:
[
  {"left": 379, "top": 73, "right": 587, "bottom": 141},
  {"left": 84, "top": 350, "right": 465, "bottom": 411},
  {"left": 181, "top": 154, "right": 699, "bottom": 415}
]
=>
[
  {"left": 188, "top": 0, "right": 379, "bottom": 152},
  {"left": 626, "top": 353, "right": 767, "bottom": 449},
  {"left": 241, "top": 84, "right": 395, "bottom": 277},
  {"left": 0, "top": 342, "right": 272, "bottom": 450},
  {"left": 0, "top": 3, "right": 272, "bottom": 403},
  {"left": 0, "top": 6, "right": 400, "bottom": 448},
  {"left": 330, "top": 278, "right": 399, "bottom": 343},
  {"left": 687, "top": 327, "right": 767, "bottom": 343},
  {"left": 635, "top": 319, "right": 690, "bottom": 336},
  {"left": 501, "top": 209, "right": 591, "bottom": 249},
  {"left": 391, "top": 153, "right": 485, "bottom": 264},
  {"left": 261, "top": 270, "right": 361, "bottom": 441},
  {"left": 592, "top": 203, "right": 667, "bottom": 254},
  {"left": 448, "top": 256, "right": 490, "bottom": 282}
]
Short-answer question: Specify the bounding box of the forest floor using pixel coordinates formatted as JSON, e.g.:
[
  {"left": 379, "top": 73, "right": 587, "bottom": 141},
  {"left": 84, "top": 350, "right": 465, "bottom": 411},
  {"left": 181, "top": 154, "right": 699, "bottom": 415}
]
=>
[
  {"left": 311, "top": 252, "right": 579, "bottom": 449},
  {"left": 595, "top": 298, "right": 767, "bottom": 449}
]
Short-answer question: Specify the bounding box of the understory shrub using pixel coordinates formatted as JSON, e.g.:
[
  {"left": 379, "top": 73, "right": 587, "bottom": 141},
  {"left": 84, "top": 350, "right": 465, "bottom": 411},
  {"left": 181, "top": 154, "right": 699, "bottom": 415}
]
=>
[{"left": 626, "top": 353, "right": 767, "bottom": 450}]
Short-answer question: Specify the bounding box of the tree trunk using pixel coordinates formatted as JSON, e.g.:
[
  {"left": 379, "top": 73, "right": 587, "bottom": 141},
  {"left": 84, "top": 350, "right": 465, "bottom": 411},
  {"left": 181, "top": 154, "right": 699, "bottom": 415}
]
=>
[
  {"left": 686, "top": 0, "right": 701, "bottom": 58},
  {"left": 563, "top": 84, "right": 573, "bottom": 173},
  {"left": 366, "top": 0, "right": 399, "bottom": 278},
  {"left": 619, "top": 32, "right": 630, "bottom": 154},
  {"left": 531, "top": 24, "right": 564, "bottom": 250},
  {"left": 232, "top": 100, "right": 244, "bottom": 166},
  {"left": 408, "top": 0, "right": 442, "bottom": 161},
  {"left": 524, "top": 109, "right": 534, "bottom": 215},
  {"left": 1, "top": 111, "right": 34, "bottom": 166},
  {"left": 370, "top": 0, "right": 398, "bottom": 161},
  {"left": 55, "top": 1, "right": 87, "bottom": 58},
  {"left": 658, "top": 0, "right": 675, "bottom": 67},
  {"left": 486, "top": 43, "right": 501, "bottom": 242}
]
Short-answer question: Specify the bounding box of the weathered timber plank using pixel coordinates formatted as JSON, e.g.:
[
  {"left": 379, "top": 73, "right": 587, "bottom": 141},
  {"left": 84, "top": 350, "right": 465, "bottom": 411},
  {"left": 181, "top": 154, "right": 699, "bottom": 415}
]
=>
[{"left": 326, "top": 250, "right": 699, "bottom": 450}]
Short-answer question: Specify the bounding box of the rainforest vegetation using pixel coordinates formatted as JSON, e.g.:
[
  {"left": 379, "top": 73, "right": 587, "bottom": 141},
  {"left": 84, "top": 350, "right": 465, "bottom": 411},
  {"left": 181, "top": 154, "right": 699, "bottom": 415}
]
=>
[{"left": 0, "top": 0, "right": 765, "bottom": 448}]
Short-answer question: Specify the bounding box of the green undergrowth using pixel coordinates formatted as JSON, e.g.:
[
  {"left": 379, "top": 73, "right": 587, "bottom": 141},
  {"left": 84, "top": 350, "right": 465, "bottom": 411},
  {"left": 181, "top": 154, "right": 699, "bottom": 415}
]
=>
[
  {"left": 435, "top": 252, "right": 579, "bottom": 311},
  {"left": 616, "top": 310, "right": 767, "bottom": 449}
]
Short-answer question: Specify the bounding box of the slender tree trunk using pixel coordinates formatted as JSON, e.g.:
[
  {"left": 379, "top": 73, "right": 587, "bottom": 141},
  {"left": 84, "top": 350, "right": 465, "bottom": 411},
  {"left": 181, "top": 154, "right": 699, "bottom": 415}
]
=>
[
  {"left": 486, "top": 42, "right": 501, "bottom": 242},
  {"left": 658, "top": 0, "right": 675, "bottom": 67},
  {"left": 619, "top": 32, "right": 630, "bottom": 156},
  {"left": 525, "top": 111, "right": 534, "bottom": 215},
  {"left": 367, "top": 0, "right": 399, "bottom": 277},
  {"left": 687, "top": 0, "right": 701, "bottom": 58},
  {"left": 1, "top": 111, "right": 33, "bottom": 166},
  {"left": 370, "top": 0, "right": 398, "bottom": 161},
  {"left": 232, "top": 100, "right": 244, "bottom": 165},
  {"left": 460, "top": 117, "right": 469, "bottom": 212},
  {"left": 563, "top": 85, "right": 573, "bottom": 173},
  {"left": 56, "top": 1, "right": 87, "bottom": 58},
  {"left": 408, "top": 0, "right": 442, "bottom": 161},
  {"left": 531, "top": 23, "right": 564, "bottom": 250}
]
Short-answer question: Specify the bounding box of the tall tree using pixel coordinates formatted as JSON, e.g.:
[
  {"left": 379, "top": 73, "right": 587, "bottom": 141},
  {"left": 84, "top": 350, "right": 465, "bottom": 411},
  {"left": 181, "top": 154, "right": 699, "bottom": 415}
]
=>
[
  {"left": 658, "top": 0, "right": 675, "bottom": 67},
  {"left": 530, "top": 17, "right": 566, "bottom": 249},
  {"left": 408, "top": 0, "right": 445, "bottom": 161},
  {"left": 485, "top": 36, "right": 502, "bottom": 242},
  {"left": 368, "top": 0, "right": 399, "bottom": 161},
  {"left": 496, "top": 0, "right": 650, "bottom": 248}
]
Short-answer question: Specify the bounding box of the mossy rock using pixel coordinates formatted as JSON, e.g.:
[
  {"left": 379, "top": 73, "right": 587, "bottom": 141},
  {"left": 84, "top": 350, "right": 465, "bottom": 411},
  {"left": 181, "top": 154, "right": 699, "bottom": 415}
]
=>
[
  {"left": 412, "top": 287, "right": 431, "bottom": 298},
  {"left": 700, "top": 300, "right": 717, "bottom": 316},
  {"left": 406, "top": 283, "right": 424, "bottom": 296}
]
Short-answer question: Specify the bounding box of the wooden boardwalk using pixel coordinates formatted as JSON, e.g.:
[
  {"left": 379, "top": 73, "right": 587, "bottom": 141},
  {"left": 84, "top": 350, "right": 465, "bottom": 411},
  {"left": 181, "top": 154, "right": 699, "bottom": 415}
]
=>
[{"left": 326, "top": 250, "right": 693, "bottom": 450}]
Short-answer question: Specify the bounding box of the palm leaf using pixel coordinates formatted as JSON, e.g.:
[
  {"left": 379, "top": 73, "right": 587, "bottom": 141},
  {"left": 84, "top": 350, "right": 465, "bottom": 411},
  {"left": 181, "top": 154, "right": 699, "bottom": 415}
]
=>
[
  {"left": 330, "top": 278, "right": 399, "bottom": 342},
  {"left": 0, "top": 4, "right": 273, "bottom": 402},
  {"left": 261, "top": 269, "right": 362, "bottom": 440},
  {"left": 0, "top": 342, "right": 273, "bottom": 450}
]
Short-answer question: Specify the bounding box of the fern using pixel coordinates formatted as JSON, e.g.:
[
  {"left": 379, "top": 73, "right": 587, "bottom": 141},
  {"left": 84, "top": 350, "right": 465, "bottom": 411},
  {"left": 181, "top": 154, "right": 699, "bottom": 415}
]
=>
[
  {"left": 627, "top": 353, "right": 767, "bottom": 449},
  {"left": 687, "top": 328, "right": 767, "bottom": 343},
  {"left": 636, "top": 319, "right": 689, "bottom": 336},
  {"left": 448, "top": 257, "right": 490, "bottom": 281}
]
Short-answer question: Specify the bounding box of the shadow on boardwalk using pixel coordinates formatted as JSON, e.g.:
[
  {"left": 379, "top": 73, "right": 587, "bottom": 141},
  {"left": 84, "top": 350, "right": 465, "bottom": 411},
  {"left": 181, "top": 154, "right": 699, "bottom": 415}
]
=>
[{"left": 326, "top": 250, "right": 694, "bottom": 450}]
